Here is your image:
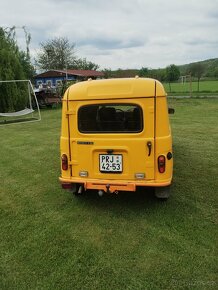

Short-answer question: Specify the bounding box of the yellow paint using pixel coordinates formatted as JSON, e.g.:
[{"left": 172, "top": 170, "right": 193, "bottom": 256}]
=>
[{"left": 60, "top": 78, "right": 173, "bottom": 193}]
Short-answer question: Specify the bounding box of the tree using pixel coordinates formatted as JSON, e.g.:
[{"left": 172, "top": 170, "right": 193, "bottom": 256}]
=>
[
  {"left": 36, "top": 37, "right": 77, "bottom": 70},
  {"left": 188, "top": 63, "right": 205, "bottom": 92},
  {"left": 73, "top": 57, "right": 99, "bottom": 70},
  {"left": 214, "top": 67, "right": 218, "bottom": 78},
  {"left": 165, "top": 64, "right": 180, "bottom": 92},
  {"left": 36, "top": 37, "right": 100, "bottom": 72},
  {"left": 102, "top": 68, "right": 112, "bottom": 79},
  {"left": 18, "top": 50, "right": 35, "bottom": 80},
  {"left": 139, "top": 67, "right": 149, "bottom": 77},
  {"left": 36, "top": 37, "right": 79, "bottom": 70},
  {"left": 0, "top": 27, "right": 33, "bottom": 112},
  {"left": 3, "top": 26, "right": 34, "bottom": 80}
]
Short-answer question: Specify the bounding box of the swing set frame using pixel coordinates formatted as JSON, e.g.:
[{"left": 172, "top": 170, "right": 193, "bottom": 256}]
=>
[{"left": 0, "top": 80, "right": 41, "bottom": 125}]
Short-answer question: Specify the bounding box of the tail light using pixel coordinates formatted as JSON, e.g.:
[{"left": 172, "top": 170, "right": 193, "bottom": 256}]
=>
[
  {"left": 158, "top": 155, "right": 166, "bottom": 173},
  {"left": 61, "top": 154, "right": 68, "bottom": 170}
]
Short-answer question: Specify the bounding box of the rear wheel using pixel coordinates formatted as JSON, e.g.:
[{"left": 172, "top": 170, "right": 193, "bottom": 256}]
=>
[{"left": 154, "top": 186, "right": 170, "bottom": 200}]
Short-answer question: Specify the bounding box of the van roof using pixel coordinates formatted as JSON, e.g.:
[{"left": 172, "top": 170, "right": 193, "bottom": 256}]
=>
[{"left": 65, "top": 77, "right": 166, "bottom": 101}]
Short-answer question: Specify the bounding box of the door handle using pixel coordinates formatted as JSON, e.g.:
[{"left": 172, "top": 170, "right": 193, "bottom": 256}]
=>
[{"left": 147, "top": 141, "right": 152, "bottom": 156}]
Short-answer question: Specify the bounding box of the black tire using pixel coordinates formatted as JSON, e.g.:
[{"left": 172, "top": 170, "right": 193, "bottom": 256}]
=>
[{"left": 154, "top": 186, "right": 170, "bottom": 200}]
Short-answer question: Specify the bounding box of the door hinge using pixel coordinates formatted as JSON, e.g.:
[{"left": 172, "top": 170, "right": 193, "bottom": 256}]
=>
[{"left": 66, "top": 110, "right": 75, "bottom": 116}]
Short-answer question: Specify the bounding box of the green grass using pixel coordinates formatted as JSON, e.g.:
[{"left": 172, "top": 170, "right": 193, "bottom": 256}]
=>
[
  {"left": 0, "top": 100, "right": 217, "bottom": 290},
  {"left": 163, "top": 80, "right": 218, "bottom": 95}
]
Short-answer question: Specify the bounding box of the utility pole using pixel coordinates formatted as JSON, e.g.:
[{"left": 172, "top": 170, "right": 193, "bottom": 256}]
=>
[
  {"left": 65, "top": 65, "right": 68, "bottom": 82},
  {"left": 65, "top": 58, "right": 68, "bottom": 82},
  {"left": 46, "top": 49, "right": 52, "bottom": 71}
]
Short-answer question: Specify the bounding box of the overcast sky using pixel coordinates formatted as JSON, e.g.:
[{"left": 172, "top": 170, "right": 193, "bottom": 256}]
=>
[{"left": 1, "top": 0, "right": 218, "bottom": 70}]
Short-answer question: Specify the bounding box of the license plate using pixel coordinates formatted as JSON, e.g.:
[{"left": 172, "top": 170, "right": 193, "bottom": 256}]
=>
[{"left": 99, "top": 154, "right": 122, "bottom": 173}]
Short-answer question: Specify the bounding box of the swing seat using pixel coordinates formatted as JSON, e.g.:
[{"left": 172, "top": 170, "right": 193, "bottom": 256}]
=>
[{"left": 0, "top": 108, "right": 34, "bottom": 117}]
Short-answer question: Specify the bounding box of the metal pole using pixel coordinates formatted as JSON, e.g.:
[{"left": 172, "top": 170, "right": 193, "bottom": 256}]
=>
[
  {"left": 189, "top": 74, "right": 192, "bottom": 97},
  {"left": 65, "top": 62, "right": 68, "bottom": 82}
]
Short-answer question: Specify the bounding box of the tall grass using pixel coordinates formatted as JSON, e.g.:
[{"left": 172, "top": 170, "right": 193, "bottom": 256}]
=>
[{"left": 0, "top": 99, "right": 217, "bottom": 289}]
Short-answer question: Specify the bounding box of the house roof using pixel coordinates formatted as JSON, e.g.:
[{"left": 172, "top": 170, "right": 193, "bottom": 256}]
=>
[{"left": 34, "top": 69, "right": 104, "bottom": 78}]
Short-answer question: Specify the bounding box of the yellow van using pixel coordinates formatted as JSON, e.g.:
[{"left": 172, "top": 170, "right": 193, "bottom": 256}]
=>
[{"left": 59, "top": 77, "right": 173, "bottom": 199}]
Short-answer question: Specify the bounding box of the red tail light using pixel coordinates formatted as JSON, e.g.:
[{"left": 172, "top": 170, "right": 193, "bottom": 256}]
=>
[
  {"left": 158, "top": 155, "right": 166, "bottom": 173},
  {"left": 61, "top": 154, "right": 68, "bottom": 170}
]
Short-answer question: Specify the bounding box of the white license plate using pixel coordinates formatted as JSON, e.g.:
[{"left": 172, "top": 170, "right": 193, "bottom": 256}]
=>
[{"left": 99, "top": 154, "right": 122, "bottom": 172}]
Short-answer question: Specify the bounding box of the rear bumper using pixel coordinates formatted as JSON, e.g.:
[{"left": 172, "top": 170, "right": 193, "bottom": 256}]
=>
[{"left": 59, "top": 177, "right": 172, "bottom": 192}]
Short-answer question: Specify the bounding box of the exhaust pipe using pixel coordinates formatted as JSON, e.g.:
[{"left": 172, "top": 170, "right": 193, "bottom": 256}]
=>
[{"left": 78, "top": 185, "right": 83, "bottom": 194}]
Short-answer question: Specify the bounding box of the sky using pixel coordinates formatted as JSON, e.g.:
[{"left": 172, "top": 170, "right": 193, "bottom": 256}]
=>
[{"left": 1, "top": 0, "right": 218, "bottom": 70}]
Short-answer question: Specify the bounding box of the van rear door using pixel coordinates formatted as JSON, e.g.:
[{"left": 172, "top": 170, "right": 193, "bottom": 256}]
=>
[{"left": 69, "top": 98, "right": 155, "bottom": 181}]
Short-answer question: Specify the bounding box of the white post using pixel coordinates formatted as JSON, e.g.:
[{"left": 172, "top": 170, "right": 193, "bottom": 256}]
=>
[{"left": 28, "top": 81, "right": 32, "bottom": 109}]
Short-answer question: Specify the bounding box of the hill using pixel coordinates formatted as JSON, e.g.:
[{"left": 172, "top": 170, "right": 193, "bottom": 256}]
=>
[
  {"left": 178, "top": 58, "right": 218, "bottom": 77},
  {"left": 105, "top": 58, "right": 218, "bottom": 79}
]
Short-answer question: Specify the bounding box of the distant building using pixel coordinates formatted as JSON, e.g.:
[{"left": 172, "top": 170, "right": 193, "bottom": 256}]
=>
[{"left": 34, "top": 69, "right": 104, "bottom": 88}]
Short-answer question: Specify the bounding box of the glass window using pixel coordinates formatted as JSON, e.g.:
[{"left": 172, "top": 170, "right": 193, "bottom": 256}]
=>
[
  {"left": 78, "top": 104, "right": 143, "bottom": 133},
  {"left": 56, "top": 80, "right": 62, "bottom": 86},
  {"left": 46, "top": 80, "right": 52, "bottom": 87}
]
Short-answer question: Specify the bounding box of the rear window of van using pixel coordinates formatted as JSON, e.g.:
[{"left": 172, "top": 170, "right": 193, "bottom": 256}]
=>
[{"left": 78, "top": 104, "right": 143, "bottom": 133}]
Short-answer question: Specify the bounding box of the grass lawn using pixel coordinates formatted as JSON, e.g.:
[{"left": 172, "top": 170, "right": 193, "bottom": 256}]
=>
[
  {"left": 0, "top": 99, "right": 217, "bottom": 289},
  {"left": 163, "top": 80, "right": 218, "bottom": 95}
]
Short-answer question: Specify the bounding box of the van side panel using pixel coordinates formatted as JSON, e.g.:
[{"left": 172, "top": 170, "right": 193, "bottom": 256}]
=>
[
  {"left": 155, "top": 96, "right": 173, "bottom": 183},
  {"left": 60, "top": 100, "right": 71, "bottom": 179}
]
